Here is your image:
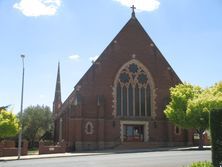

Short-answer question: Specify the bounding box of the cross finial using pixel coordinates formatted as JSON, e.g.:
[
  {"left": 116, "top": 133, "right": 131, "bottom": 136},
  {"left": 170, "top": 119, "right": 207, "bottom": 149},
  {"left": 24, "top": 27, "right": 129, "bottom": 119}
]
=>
[{"left": 131, "top": 5, "right": 136, "bottom": 17}]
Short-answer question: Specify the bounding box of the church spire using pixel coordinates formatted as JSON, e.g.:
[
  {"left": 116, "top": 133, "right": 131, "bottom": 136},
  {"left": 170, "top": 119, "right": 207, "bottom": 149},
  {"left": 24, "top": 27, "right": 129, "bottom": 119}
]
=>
[
  {"left": 131, "top": 5, "right": 136, "bottom": 18},
  {"left": 53, "top": 62, "right": 62, "bottom": 113}
]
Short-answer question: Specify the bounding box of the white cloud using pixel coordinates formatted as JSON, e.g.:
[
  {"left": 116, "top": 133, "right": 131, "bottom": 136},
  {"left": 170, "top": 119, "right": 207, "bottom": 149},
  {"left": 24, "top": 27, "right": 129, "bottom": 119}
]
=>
[
  {"left": 39, "top": 94, "right": 46, "bottom": 99},
  {"left": 114, "top": 0, "right": 160, "bottom": 12},
  {"left": 69, "top": 54, "right": 80, "bottom": 61},
  {"left": 89, "top": 55, "right": 99, "bottom": 62},
  {"left": 13, "top": 0, "right": 61, "bottom": 17}
]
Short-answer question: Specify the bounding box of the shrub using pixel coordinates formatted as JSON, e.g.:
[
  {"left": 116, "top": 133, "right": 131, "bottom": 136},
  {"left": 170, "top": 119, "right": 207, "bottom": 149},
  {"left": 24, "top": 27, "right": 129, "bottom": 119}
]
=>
[
  {"left": 210, "top": 109, "right": 222, "bottom": 167},
  {"left": 0, "top": 109, "right": 19, "bottom": 138},
  {"left": 187, "top": 161, "right": 213, "bottom": 167}
]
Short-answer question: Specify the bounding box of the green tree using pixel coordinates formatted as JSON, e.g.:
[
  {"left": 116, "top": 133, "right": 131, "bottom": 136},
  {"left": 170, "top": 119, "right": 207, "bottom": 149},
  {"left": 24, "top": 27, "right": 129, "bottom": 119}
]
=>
[
  {"left": 165, "top": 82, "right": 222, "bottom": 149},
  {"left": 0, "top": 106, "right": 19, "bottom": 139},
  {"left": 19, "top": 105, "right": 53, "bottom": 147},
  {"left": 187, "top": 82, "right": 222, "bottom": 148},
  {"left": 164, "top": 83, "right": 205, "bottom": 149},
  {"left": 164, "top": 83, "right": 202, "bottom": 127}
]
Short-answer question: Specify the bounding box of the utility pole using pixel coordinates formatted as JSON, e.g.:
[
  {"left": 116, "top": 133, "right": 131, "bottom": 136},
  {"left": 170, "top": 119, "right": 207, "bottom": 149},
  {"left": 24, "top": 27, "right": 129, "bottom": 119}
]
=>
[{"left": 18, "top": 54, "right": 25, "bottom": 160}]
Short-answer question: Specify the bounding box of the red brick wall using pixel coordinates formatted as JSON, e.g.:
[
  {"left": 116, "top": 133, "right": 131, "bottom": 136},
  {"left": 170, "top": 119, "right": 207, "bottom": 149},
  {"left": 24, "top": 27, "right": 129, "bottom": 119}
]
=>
[
  {"left": 39, "top": 141, "right": 66, "bottom": 154},
  {"left": 0, "top": 140, "right": 28, "bottom": 157},
  {"left": 53, "top": 17, "right": 191, "bottom": 150}
]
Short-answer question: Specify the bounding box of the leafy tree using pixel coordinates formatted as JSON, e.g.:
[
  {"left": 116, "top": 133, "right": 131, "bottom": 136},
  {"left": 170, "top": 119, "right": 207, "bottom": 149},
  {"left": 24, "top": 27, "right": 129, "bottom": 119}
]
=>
[
  {"left": 0, "top": 106, "right": 19, "bottom": 139},
  {"left": 189, "top": 82, "right": 222, "bottom": 113},
  {"left": 164, "top": 83, "right": 204, "bottom": 149},
  {"left": 164, "top": 83, "right": 202, "bottom": 127},
  {"left": 19, "top": 105, "right": 53, "bottom": 147},
  {"left": 187, "top": 82, "right": 222, "bottom": 148},
  {"left": 165, "top": 82, "right": 222, "bottom": 149},
  {"left": 0, "top": 105, "right": 10, "bottom": 110}
]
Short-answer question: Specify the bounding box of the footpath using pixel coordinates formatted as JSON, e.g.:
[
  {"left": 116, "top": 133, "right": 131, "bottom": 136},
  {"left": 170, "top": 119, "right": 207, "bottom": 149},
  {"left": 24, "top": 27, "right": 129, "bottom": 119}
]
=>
[{"left": 0, "top": 146, "right": 211, "bottom": 162}]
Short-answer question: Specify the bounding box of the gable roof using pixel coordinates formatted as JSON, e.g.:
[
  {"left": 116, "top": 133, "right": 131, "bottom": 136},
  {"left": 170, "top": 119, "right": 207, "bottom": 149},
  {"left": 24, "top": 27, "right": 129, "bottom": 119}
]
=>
[
  {"left": 76, "top": 15, "right": 181, "bottom": 86},
  {"left": 60, "top": 14, "right": 181, "bottom": 110}
]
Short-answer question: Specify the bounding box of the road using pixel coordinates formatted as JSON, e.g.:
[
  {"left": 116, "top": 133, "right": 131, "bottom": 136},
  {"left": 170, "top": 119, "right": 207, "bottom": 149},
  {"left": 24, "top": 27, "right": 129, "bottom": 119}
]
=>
[{"left": 0, "top": 150, "right": 211, "bottom": 167}]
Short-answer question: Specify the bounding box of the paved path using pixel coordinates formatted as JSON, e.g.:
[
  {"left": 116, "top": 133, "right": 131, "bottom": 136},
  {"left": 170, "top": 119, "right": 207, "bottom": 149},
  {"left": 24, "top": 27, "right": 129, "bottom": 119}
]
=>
[
  {"left": 0, "top": 146, "right": 211, "bottom": 161},
  {"left": 0, "top": 150, "right": 211, "bottom": 167}
]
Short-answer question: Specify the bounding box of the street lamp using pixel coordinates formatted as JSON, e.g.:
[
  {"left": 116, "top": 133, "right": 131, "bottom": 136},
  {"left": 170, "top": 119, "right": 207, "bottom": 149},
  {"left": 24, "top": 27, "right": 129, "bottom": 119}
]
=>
[{"left": 18, "top": 54, "right": 25, "bottom": 160}]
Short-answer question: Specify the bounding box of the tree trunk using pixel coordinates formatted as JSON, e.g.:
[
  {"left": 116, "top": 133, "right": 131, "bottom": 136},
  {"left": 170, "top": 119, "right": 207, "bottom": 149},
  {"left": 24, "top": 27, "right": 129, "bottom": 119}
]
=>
[{"left": 197, "top": 129, "right": 204, "bottom": 150}]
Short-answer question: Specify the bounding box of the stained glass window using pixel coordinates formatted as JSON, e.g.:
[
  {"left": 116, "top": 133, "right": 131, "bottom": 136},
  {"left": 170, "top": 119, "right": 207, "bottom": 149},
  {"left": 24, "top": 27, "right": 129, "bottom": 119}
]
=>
[
  {"left": 129, "top": 63, "right": 138, "bottom": 73},
  {"left": 117, "top": 83, "right": 121, "bottom": 116},
  {"left": 128, "top": 84, "right": 133, "bottom": 116},
  {"left": 116, "top": 63, "right": 151, "bottom": 117},
  {"left": 123, "top": 86, "right": 127, "bottom": 116}
]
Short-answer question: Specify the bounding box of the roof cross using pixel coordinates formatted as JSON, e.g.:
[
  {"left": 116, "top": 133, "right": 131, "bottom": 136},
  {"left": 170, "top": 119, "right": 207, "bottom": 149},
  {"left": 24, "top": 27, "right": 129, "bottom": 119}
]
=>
[{"left": 131, "top": 5, "right": 136, "bottom": 17}]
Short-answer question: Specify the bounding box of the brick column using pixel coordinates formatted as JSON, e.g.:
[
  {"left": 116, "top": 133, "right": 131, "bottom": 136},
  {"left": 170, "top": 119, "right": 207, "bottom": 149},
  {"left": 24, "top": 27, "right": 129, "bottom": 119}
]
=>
[
  {"left": 167, "top": 122, "right": 173, "bottom": 145},
  {"left": 22, "top": 140, "right": 28, "bottom": 155},
  {"left": 97, "top": 119, "right": 104, "bottom": 149},
  {"left": 75, "top": 119, "right": 82, "bottom": 151},
  {"left": 97, "top": 95, "right": 105, "bottom": 149}
]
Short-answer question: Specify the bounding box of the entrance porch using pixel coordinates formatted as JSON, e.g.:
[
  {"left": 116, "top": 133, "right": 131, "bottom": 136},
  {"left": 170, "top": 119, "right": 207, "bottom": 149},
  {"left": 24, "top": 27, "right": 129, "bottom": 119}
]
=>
[{"left": 120, "top": 121, "right": 149, "bottom": 142}]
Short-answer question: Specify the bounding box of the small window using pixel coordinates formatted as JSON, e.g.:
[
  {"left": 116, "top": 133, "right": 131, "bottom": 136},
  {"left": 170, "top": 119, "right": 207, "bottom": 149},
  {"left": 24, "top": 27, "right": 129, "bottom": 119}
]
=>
[{"left": 85, "top": 121, "right": 94, "bottom": 135}]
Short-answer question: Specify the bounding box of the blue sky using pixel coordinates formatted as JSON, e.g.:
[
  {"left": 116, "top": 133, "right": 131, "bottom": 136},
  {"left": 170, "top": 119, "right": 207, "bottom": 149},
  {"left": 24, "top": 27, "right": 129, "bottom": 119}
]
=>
[{"left": 0, "top": 0, "right": 222, "bottom": 114}]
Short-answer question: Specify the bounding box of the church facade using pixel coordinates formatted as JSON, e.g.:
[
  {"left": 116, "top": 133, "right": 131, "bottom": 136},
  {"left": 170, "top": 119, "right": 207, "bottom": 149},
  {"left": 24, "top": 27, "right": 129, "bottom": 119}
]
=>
[{"left": 53, "top": 10, "right": 194, "bottom": 151}]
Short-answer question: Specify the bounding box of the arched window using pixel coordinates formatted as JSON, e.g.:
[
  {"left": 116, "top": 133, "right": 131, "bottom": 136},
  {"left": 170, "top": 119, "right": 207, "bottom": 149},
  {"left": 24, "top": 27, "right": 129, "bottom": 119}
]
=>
[
  {"left": 114, "top": 61, "right": 152, "bottom": 117},
  {"left": 85, "top": 121, "right": 94, "bottom": 135}
]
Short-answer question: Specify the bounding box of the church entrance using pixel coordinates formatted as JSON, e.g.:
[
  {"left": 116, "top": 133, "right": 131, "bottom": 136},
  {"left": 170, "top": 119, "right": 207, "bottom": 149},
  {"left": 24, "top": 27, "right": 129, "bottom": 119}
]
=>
[
  {"left": 120, "top": 121, "right": 149, "bottom": 142},
  {"left": 123, "top": 125, "right": 144, "bottom": 142}
]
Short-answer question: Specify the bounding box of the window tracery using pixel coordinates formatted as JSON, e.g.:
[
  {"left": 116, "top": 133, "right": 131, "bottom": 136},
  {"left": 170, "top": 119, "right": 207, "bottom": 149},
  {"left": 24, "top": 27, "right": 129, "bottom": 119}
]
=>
[{"left": 115, "top": 61, "right": 152, "bottom": 117}]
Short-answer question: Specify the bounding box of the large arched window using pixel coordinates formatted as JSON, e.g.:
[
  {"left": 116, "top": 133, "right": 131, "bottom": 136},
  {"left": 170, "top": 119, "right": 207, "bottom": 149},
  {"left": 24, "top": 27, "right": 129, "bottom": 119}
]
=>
[{"left": 114, "top": 60, "right": 153, "bottom": 117}]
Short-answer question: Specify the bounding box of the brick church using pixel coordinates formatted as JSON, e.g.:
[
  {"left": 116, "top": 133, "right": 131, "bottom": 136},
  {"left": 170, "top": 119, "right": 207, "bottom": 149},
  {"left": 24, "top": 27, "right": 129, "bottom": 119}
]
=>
[{"left": 53, "top": 7, "right": 194, "bottom": 151}]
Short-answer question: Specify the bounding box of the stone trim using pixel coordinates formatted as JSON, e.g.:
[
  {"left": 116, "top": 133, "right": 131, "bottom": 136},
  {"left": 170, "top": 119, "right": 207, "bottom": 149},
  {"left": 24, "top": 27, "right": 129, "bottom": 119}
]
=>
[
  {"left": 112, "top": 59, "right": 156, "bottom": 119},
  {"left": 120, "top": 120, "right": 149, "bottom": 142},
  {"left": 85, "top": 121, "right": 94, "bottom": 135}
]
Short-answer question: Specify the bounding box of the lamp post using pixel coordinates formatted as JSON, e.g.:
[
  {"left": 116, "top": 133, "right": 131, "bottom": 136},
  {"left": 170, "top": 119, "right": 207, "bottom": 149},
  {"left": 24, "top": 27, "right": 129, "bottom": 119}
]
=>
[{"left": 18, "top": 54, "right": 25, "bottom": 160}]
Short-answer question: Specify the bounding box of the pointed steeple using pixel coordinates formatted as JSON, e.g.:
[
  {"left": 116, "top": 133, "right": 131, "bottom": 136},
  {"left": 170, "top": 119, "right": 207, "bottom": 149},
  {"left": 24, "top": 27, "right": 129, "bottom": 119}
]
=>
[{"left": 53, "top": 62, "right": 62, "bottom": 113}]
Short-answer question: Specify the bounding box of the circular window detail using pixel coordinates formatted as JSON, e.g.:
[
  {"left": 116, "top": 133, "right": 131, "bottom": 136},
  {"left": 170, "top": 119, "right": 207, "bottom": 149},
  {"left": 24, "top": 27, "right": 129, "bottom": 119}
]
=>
[
  {"left": 129, "top": 63, "right": 138, "bottom": 73},
  {"left": 85, "top": 121, "right": 94, "bottom": 135},
  {"left": 119, "top": 73, "right": 130, "bottom": 83},
  {"left": 138, "top": 74, "right": 148, "bottom": 84}
]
